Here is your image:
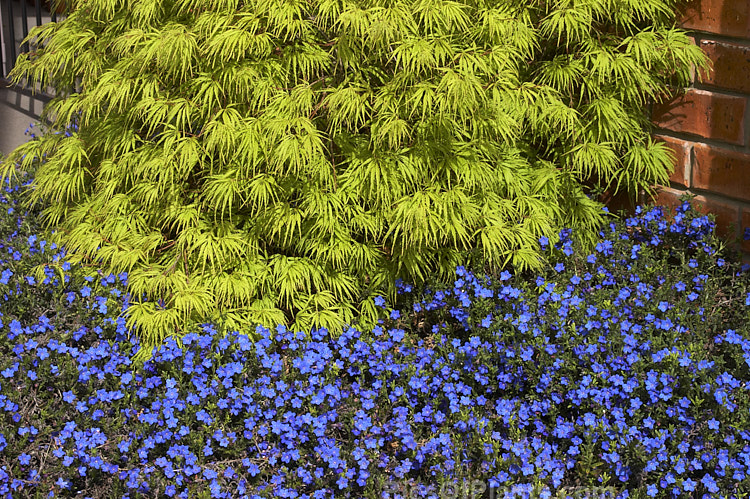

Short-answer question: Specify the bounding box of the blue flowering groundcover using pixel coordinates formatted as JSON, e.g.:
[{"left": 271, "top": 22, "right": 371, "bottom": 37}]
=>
[{"left": 1, "top": 140, "right": 750, "bottom": 497}]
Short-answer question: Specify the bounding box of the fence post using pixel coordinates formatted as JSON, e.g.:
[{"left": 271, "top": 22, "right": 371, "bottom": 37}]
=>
[{"left": 1, "top": 0, "right": 17, "bottom": 79}]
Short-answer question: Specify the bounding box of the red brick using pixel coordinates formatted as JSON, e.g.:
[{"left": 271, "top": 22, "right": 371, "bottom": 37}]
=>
[
  {"left": 687, "top": 35, "right": 699, "bottom": 84},
  {"left": 692, "top": 144, "right": 750, "bottom": 202},
  {"left": 651, "top": 89, "right": 746, "bottom": 146},
  {"left": 677, "top": 0, "right": 750, "bottom": 38},
  {"left": 689, "top": 194, "right": 740, "bottom": 240},
  {"left": 653, "top": 135, "right": 691, "bottom": 187},
  {"left": 697, "top": 40, "right": 750, "bottom": 93}
]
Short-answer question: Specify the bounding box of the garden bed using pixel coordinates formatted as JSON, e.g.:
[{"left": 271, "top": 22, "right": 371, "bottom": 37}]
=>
[{"left": 0, "top": 163, "right": 749, "bottom": 498}]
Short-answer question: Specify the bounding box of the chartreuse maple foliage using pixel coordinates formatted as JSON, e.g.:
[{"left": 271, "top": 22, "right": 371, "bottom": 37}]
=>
[{"left": 0, "top": 0, "right": 709, "bottom": 359}]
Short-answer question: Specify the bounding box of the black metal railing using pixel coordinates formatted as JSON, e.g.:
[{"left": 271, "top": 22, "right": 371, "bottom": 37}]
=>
[{"left": 1, "top": 0, "right": 65, "bottom": 93}]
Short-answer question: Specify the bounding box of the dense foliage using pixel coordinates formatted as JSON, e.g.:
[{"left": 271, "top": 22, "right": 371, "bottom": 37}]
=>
[
  {"left": 0, "top": 0, "right": 710, "bottom": 352},
  {"left": 1, "top": 159, "right": 750, "bottom": 497}
]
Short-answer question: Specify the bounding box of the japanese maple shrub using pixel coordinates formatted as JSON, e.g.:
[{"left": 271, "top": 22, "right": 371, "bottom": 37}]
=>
[{"left": 0, "top": 0, "right": 709, "bottom": 356}]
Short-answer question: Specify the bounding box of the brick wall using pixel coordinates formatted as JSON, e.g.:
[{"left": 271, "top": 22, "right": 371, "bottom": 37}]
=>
[{"left": 649, "top": 0, "right": 750, "bottom": 259}]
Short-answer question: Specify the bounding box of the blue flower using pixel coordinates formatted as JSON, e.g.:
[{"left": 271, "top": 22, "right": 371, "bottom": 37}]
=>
[
  {"left": 389, "top": 328, "right": 405, "bottom": 343},
  {"left": 682, "top": 478, "right": 696, "bottom": 492},
  {"left": 0, "top": 269, "right": 12, "bottom": 285},
  {"left": 583, "top": 413, "right": 596, "bottom": 426},
  {"left": 481, "top": 314, "right": 493, "bottom": 328},
  {"left": 701, "top": 473, "right": 719, "bottom": 493}
]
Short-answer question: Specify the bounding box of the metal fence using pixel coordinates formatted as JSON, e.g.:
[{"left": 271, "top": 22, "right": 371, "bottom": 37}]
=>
[{"left": 1, "top": 0, "right": 64, "bottom": 94}]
